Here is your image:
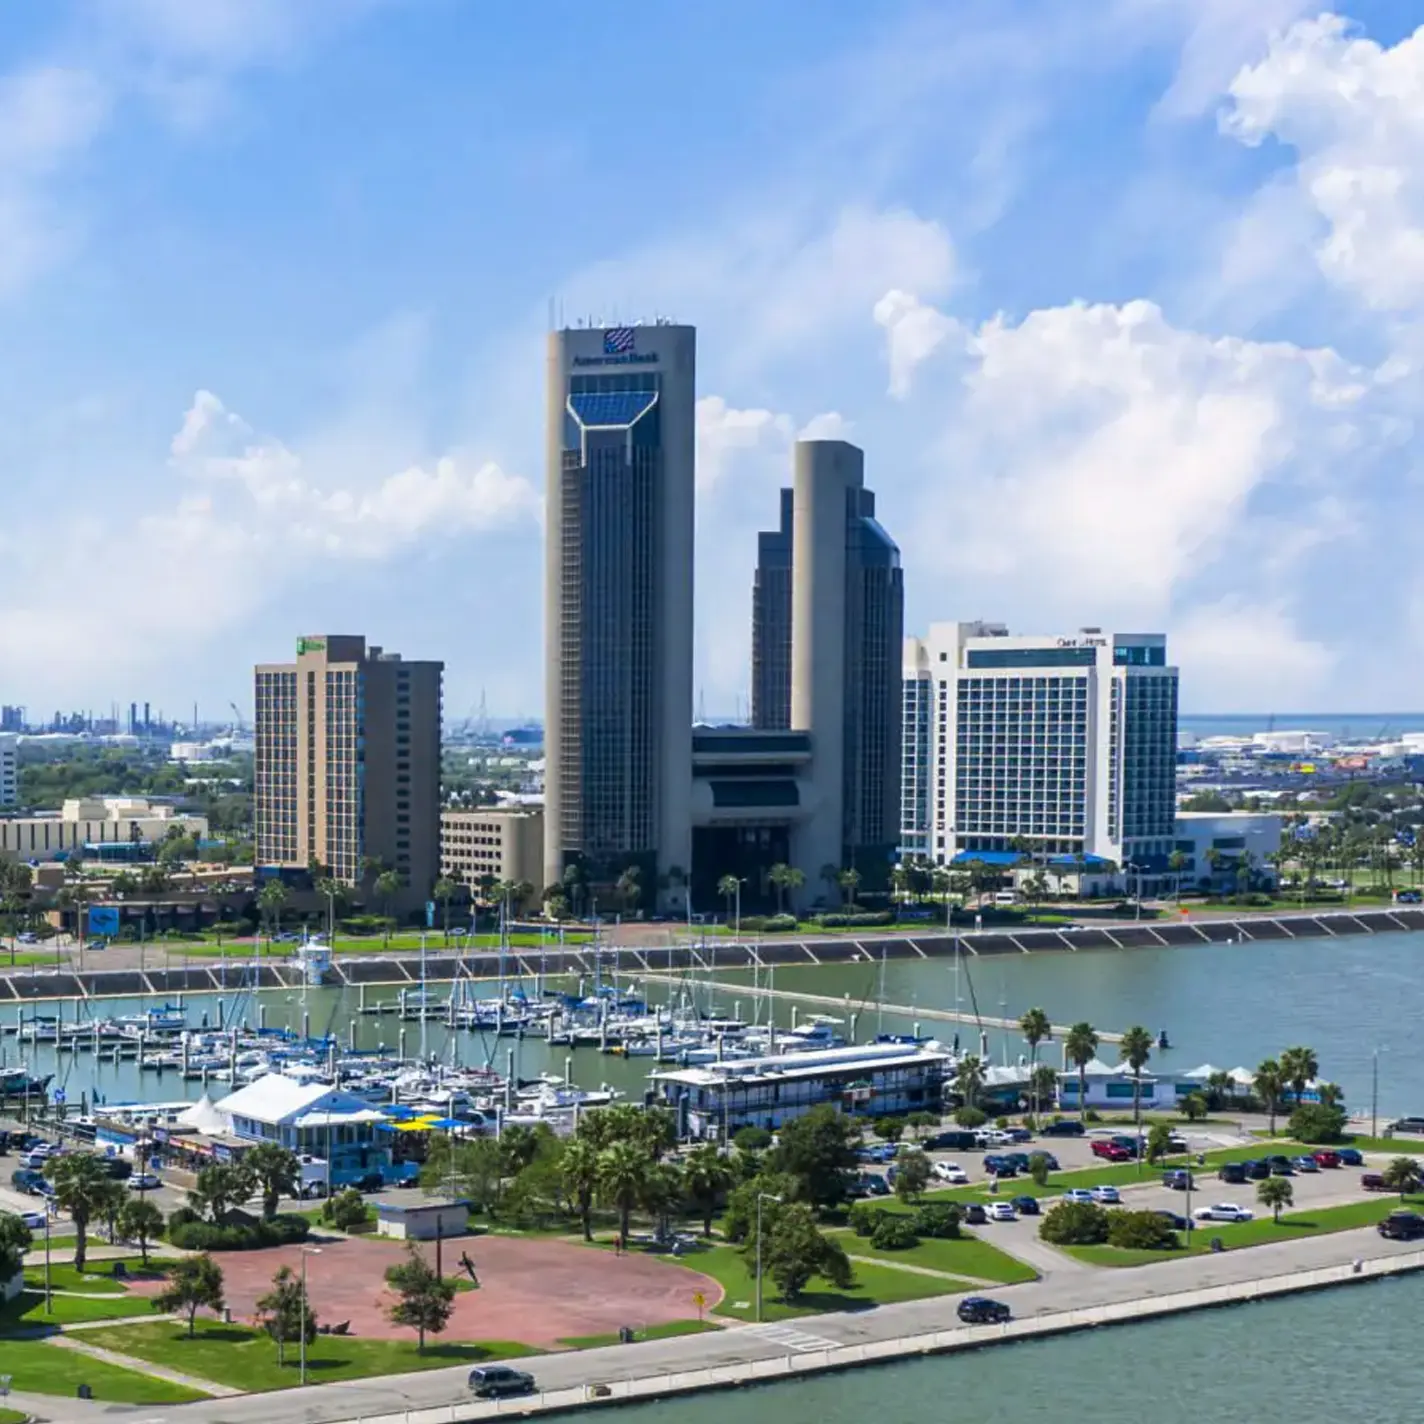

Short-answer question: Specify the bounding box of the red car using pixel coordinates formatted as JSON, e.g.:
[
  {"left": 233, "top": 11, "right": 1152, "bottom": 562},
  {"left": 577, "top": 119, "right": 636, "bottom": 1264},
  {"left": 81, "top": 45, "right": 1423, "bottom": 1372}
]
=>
[
  {"left": 1313, "top": 1150, "right": 1341, "bottom": 1168},
  {"left": 1090, "top": 1141, "right": 1132, "bottom": 1162}
]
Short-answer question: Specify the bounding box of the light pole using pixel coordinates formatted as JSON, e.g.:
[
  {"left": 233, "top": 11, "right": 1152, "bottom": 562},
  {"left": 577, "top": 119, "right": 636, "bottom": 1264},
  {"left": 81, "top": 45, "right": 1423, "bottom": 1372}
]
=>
[
  {"left": 1372, "top": 1046, "right": 1387, "bottom": 1140},
  {"left": 754, "top": 1192, "right": 782, "bottom": 1323},
  {"left": 299, "top": 1246, "right": 321, "bottom": 1384},
  {"left": 734, "top": 878, "right": 746, "bottom": 943}
]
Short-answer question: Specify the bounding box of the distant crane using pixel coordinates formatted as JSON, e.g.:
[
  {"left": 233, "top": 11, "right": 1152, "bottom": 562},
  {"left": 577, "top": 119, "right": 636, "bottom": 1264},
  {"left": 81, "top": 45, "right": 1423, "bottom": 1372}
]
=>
[{"left": 228, "top": 701, "right": 246, "bottom": 734}]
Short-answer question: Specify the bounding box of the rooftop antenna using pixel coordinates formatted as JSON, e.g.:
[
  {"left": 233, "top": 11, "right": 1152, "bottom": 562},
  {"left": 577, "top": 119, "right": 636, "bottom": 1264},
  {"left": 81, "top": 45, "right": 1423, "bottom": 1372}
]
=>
[{"left": 697, "top": 686, "right": 707, "bottom": 724}]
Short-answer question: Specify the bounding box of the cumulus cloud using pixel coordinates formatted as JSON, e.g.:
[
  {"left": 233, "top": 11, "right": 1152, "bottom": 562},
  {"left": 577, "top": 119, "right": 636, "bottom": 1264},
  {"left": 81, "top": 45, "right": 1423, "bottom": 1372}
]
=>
[
  {"left": 1223, "top": 16, "right": 1424, "bottom": 314},
  {"left": 874, "top": 288, "right": 960, "bottom": 397},
  {"left": 1170, "top": 598, "right": 1337, "bottom": 707},
  {"left": 798, "top": 411, "right": 853, "bottom": 441},
  {"left": 694, "top": 396, "right": 793, "bottom": 493}
]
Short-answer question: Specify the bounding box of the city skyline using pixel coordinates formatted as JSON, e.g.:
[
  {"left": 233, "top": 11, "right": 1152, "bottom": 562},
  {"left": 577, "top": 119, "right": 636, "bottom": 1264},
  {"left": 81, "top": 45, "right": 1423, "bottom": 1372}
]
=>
[{"left": 3, "top": 4, "right": 1424, "bottom": 717}]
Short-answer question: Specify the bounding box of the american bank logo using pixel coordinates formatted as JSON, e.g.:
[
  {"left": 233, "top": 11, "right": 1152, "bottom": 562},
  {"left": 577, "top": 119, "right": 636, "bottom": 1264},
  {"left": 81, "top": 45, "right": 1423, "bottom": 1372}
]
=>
[
  {"left": 603, "top": 326, "right": 636, "bottom": 355},
  {"left": 572, "top": 326, "right": 659, "bottom": 367}
]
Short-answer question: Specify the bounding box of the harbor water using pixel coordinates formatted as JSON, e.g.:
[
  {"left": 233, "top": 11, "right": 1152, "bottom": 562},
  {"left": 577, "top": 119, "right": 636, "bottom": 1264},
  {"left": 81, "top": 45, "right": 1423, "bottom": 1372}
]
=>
[{"left": 2, "top": 927, "right": 1420, "bottom": 1113}]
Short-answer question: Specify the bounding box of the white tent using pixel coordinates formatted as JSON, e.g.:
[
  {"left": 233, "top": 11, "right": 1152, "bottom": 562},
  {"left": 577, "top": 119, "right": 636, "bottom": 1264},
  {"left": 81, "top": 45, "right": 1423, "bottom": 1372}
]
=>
[{"left": 175, "top": 1092, "right": 227, "bottom": 1135}]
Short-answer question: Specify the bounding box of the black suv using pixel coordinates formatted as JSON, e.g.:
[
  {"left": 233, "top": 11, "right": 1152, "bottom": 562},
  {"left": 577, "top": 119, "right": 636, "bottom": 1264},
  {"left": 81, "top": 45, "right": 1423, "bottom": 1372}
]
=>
[
  {"left": 1218, "top": 1162, "right": 1248, "bottom": 1184},
  {"left": 469, "top": 1366, "right": 536, "bottom": 1399},
  {"left": 1379, "top": 1211, "right": 1424, "bottom": 1241},
  {"left": 958, "top": 1297, "right": 1011, "bottom": 1325},
  {"left": 1041, "top": 1120, "right": 1085, "bottom": 1137}
]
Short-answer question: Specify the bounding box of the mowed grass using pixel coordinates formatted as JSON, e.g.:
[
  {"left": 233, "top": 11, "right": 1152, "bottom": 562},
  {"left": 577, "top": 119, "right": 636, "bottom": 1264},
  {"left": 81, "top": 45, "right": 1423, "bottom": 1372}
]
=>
[
  {"left": 0, "top": 1337, "right": 207, "bottom": 1403},
  {"left": 662, "top": 1243, "right": 969, "bottom": 1324},
  {"left": 0, "top": 1288, "right": 162, "bottom": 1327},
  {"left": 22, "top": 1257, "right": 164, "bottom": 1295},
  {"left": 830, "top": 1229, "right": 1037, "bottom": 1284},
  {"left": 80, "top": 1319, "right": 535, "bottom": 1392},
  {"left": 1062, "top": 1194, "right": 1424, "bottom": 1267},
  {"left": 558, "top": 1319, "right": 721, "bottom": 1348}
]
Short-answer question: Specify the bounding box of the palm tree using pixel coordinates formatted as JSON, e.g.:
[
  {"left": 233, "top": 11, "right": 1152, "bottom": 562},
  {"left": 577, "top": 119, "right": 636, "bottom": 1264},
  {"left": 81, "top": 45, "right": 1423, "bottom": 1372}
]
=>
[
  {"left": 1382, "top": 1157, "right": 1423, "bottom": 1200},
  {"left": 889, "top": 863, "right": 910, "bottom": 905},
  {"left": 1254, "top": 1058, "right": 1286, "bottom": 1134},
  {"left": 50, "top": 1152, "right": 115, "bottom": 1271},
  {"left": 780, "top": 865, "right": 805, "bottom": 914},
  {"left": 716, "top": 875, "right": 740, "bottom": 924},
  {"left": 560, "top": 1138, "right": 601, "bottom": 1242},
  {"left": 819, "top": 863, "right": 840, "bottom": 905},
  {"left": 1279, "top": 1045, "right": 1319, "bottom": 1110},
  {"left": 768, "top": 863, "right": 792, "bottom": 915},
  {"left": 1119, "top": 1025, "right": 1154, "bottom": 1129},
  {"left": 257, "top": 880, "right": 289, "bottom": 939},
  {"left": 432, "top": 877, "right": 457, "bottom": 942},
  {"left": 373, "top": 870, "right": 404, "bottom": 944},
  {"left": 1258, "top": 1175, "right": 1293, "bottom": 1222},
  {"left": 245, "top": 1142, "right": 300, "bottom": 1220},
  {"left": 683, "top": 1144, "right": 734, "bottom": 1236},
  {"left": 598, "top": 1140, "right": 648, "bottom": 1248},
  {"left": 1167, "top": 850, "right": 1188, "bottom": 902},
  {"left": 615, "top": 865, "right": 642, "bottom": 916},
  {"left": 1065, "top": 1022, "right": 1100, "bottom": 1122},
  {"left": 1206, "top": 1068, "right": 1235, "bottom": 1110},
  {"left": 954, "top": 1054, "right": 985, "bottom": 1110},
  {"left": 837, "top": 868, "right": 861, "bottom": 908},
  {"left": 1019, "top": 1008, "right": 1052, "bottom": 1119}
]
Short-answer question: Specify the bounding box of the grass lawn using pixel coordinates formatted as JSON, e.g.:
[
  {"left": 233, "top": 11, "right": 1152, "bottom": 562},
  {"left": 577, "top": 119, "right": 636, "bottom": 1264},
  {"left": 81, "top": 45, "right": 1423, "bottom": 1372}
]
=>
[
  {"left": 663, "top": 1243, "right": 967, "bottom": 1323},
  {"left": 0, "top": 1408, "right": 28, "bottom": 1423},
  {"left": 0, "top": 1338, "right": 207, "bottom": 1404},
  {"left": 1250, "top": 1131, "right": 1424, "bottom": 1156},
  {"left": 831, "top": 1230, "right": 1037, "bottom": 1284},
  {"left": 1062, "top": 1193, "right": 1424, "bottom": 1267},
  {"left": 558, "top": 1319, "right": 721, "bottom": 1349},
  {"left": 81, "top": 1319, "right": 535, "bottom": 1392},
  {"left": 22, "top": 1257, "right": 163, "bottom": 1295},
  {"left": 0, "top": 1288, "right": 162, "bottom": 1327}
]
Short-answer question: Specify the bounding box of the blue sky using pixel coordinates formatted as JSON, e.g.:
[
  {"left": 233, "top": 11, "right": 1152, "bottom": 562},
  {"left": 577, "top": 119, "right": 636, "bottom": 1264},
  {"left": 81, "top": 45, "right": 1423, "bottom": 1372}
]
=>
[{"left": 3, "top": 0, "right": 1423, "bottom": 721}]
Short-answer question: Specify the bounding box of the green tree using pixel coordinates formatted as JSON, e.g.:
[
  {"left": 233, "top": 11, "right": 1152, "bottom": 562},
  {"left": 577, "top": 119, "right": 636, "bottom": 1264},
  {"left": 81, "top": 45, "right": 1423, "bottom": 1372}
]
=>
[
  {"left": 874, "top": 1116, "right": 905, "bottom": 1145},
  {"left": 321, "top": 1188, "right": 371, "bottom": 1233},
  {"left": 1382, "top": 1157, "right": 1423, "bottom": 1199},
  {"left": 374, "top": 870, "right": 404, "bottom": 944},
  {"left": 49, "top": 1152, "right": 114, "bottom": 1272},
  {"left": 894, "top": 1149, "right": 931, "bottom": 1203},
  {"left": 1107, "top": 1210, "right": 1180, "bottom": 1250},
  {"left": 1031, "top": 1063, "right": 1059, "bottom": 1116},
  {"left": 190, "top": 1161, "right": 255, "bottom": 1223},
  {"left": 1167, "top": 849, "right": 1189, "bottom": 901},
  {"left": 768, "top": 863, "right": 793, "bottom": 915},
  {"left": 615, "top": 865, "right": 642, "bottom": 915},
  {"left": 257, "top": 879, "right": 289, "bottom": 939},
  {"left": 837, "top": 868, "right": 861, "bottom": 908},
  {"left": 598, "top": 1140, "right": 649, "bottom": 1248},
  {"left": 1065, "top": 1022, "right": 1100, "bottom": 1121},
  {"left": 1279, "top": 1045, "right": 1320, "bottom": 1110},
  {"left": 384, "top": 1244, "right": 454, "bottom": 1351},
  {"left": 768, "top": 1104, "right": 860, "bottom": 1209},
  {"left": 683, "top": 1144, "right": 734, "bottom": 1237},
  {"left": 1181, "top": 1092, "right": 1209, "bottom": 1123},
  {"left": 749, "top": 1201, "right": 855, "bottom": 1303},
  {"left": 1039, "top": 1199, "right": 1110, "bottom": 1245},
  {"left": 1287, "top": 1103, "right": 1347, "bottom": 1144},
  {"left": 154, "top": 1253, "right": 226, "bottom": 1338},
  {"left": 419, "top": 1135, "right": 504, "bottom": 1215},
  {"left": 1019, "top": 1008, "right": 1052, "bottom": 1119},
  {"left": 716, "top": 874, "right": 740, "bottom": 924},
  {"left": 1118, "top": 1025, "right": 1154, "bottom": 1128},
  {"left": 432, "top": 876, "right": 458, "bottom": 942},
  {"left": 559, "top": 1137, "right": 601, "bottom": 1242},
  {"left": 0, "top": 1211, "right": 33, "bottom": 1282},
  {"left": 245, "top": 1142, "right": 300, "bottom": 1221},
  {"left": 1254, "top": 1059, "right": 1286, "bottom": 1135},
  {"left": 954, "top": 1054, "right": 985, "bottom": 1110},
  {"left": 721, "top": 1172, "right": 799, "bottom": 1244},
  {"left": 255, "top": 1264, "right": 317, "bottom": 1366},
  {"left": 1257, "top": 1175, "right": 1294, "bottom": 1222},
  {"left": 1028, "top": 1152, "right": 1053, "bottom": 1187},
  {"left": 1146, "top": 1122, "right": 1173, "bottom": 1165}
]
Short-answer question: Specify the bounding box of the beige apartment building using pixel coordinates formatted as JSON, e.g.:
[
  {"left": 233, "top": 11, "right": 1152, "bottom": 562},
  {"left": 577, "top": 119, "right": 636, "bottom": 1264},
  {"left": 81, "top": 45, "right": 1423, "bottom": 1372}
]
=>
[
  {"left": 0, "top": 798, "right": 207, "bottom": 861},
  {"left": 255, "top": 635, "right": 443, "bottom": 902},
  {"left": 441, "top": 806, "right": 543, "bottom": 892}
]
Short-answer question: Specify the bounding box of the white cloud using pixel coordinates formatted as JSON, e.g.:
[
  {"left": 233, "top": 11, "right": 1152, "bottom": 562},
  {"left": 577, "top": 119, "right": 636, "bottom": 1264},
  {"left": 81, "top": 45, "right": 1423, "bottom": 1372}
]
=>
[
  {"left": 873, "top": 288, "right": 960, "bottom": 397},
  {"left": 1170, "top": 598, "right": 1336, "bottom": 707},
  {"left": 798, "top": 411, "right": 852, "bottom": 441},
  {"left": 695, "top": 396, "right": 792, "bottom": 494},
  {"left": 1223, "top": 16, "right": 1424, "bottom": 314}
]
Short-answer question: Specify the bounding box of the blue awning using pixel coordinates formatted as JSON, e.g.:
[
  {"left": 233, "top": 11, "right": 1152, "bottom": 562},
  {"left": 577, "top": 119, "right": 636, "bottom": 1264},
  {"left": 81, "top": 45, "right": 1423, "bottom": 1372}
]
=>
[
  {"left": 949, "top": 851, "right": 1021, "bottom": 866},
  {"left": 567, "top": 391, "right": 658, "bottom": 428}
]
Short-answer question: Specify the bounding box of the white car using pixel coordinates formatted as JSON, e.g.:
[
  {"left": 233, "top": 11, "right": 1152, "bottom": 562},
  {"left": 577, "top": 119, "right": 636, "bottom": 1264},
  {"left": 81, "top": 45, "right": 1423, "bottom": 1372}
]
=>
[
  {"left": 985, "top": 1201, "right": 1017, "bottom": 1222},
  {"left": 1060, "top": 1188, "right": 1096, "bottom": 1205},
  {"left": 1194, "top": 1202, "right": 1253, "bottom": 1223},
  {"left": 19, "top": 1211, "right": 45, "bottom": 1230},
  {"left": 976, "top": 1129, "right": 1013, "bottom": 1147},
  {"left": 1091, "top": 1185, "right": 1121, "bottom": 1204},
  {"left": 932, "top": 1161, "right": 969, "bottom": 1184},
  {"left": 128, "top": 1173, "right": 162, "bottom": 1192}
]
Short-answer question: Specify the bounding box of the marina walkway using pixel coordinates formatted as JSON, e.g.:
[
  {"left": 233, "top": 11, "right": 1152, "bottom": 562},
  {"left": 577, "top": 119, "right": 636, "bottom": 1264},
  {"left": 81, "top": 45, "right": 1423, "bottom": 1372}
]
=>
[{"left": 637, "top": 971, "right": 1126, "bottom": 1043}]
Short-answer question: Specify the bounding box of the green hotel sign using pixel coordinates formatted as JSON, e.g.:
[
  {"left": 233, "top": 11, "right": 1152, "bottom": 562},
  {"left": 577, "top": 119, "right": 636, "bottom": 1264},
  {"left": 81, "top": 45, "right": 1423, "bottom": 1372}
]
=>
[{"left": 297, "top": 637, "right": 326, "bottom": 655}]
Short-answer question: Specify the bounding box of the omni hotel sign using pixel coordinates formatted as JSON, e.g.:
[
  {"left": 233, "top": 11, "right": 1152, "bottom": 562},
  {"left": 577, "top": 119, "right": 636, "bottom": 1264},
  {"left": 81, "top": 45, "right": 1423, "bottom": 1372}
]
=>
[{"left": 572, "top": 326, "right": 660, "bottom": 367}]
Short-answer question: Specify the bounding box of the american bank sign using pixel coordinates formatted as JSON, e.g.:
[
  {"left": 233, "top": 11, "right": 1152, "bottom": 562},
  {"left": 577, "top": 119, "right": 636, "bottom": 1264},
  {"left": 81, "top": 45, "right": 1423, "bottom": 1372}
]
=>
[{"left": 572, "top": 326, "right": 660, "bottom": 367}]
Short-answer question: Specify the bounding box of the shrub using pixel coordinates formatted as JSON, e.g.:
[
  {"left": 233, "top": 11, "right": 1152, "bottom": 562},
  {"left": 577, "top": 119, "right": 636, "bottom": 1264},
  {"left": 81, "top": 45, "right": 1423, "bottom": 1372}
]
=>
[
  {"left": 1028, "top": 1153, "right": 1053, "bottom": 1186},
  {"left": 1289, "top": 1104, "right": 1347, "bottom": 1144},
  {"left": 733, "top": 1126, "right": 773, "bottom": 1153},
  {"left": 995, "top": 1117, "right": 1009, "bottom": 1130},
  {"left": 954, "top": 1106, "right": 987, "bottom": 1129},
  {"left": 169, "top": 1213, "right": 311, "bottom": 1252},
  {"left": 166, "top": 1205, "right": 200, "bottom": 1234},
  {"left": 869, "top": 1213, "right": 920, "bottom": 1251},
  {"left": 912, "top": 1201, "right": 961, "bottom": 1239},
  {"left": 1039, "top": 1200, "right": 1110, "bottom": 1246},
  {"left": 847, "top": 1203, "right": 883, "bottom": 1238},
  {"left": 1084, "top": 1109, "right": 1102, "bottom": 1124},
  {"left": 322, "top": 1188, "right": 371, "bottom": 1232},
  {"left": 740, "top": 914, "right": 798, "bottom": 933},
  {"left": 809, "top": 911, "right": 895, "bottom": 929},
  {"left": 1107, "top": 1210, "right": 1180, "bottom": 1251}
]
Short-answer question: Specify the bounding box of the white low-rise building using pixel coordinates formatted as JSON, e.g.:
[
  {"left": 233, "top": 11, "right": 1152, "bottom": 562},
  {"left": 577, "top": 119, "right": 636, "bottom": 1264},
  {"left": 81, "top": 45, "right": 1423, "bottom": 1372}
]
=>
[
  {"left": 1172, "top": 811, "right": 1282, "bottom": 889},
  {"left": 0, "top": 797, "right": 207, "bottom": 861}
]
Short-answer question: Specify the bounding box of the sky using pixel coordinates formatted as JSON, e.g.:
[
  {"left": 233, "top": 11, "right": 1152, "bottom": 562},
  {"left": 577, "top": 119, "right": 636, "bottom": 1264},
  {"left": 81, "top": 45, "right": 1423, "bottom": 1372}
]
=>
[{"left": 2, "top": 0, "right": 1424, "bottom": 722}]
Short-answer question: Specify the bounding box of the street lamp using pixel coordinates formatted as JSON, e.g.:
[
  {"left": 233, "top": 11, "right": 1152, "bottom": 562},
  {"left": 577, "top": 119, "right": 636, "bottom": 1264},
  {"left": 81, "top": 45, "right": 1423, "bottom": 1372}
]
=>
[
  {"left": 754, "top": 1192, "right": 782, "bottom": 1323},
  {"left": 299, "top": 1246, "right": 322, "bottom": 1384},
  {"left": 734, "top": 878, "right": 746, "bottom": 943},
  {"left": 1372, "top": 1046, "right": 1388, "bottom": 1140}
]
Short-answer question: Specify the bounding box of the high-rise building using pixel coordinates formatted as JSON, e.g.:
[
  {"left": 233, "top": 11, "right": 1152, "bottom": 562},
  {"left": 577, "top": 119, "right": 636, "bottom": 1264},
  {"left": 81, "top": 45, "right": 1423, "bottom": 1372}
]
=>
[
  {"left": 543, "top": 323, "right": 695, "bottom": 902},
  {"left": 750, "top": 488, "right": 793, "bottom": 730},
  {"left": 0, "top": 734, "right": 16, "bottom": 809},
  {"left": 255, "top": 635, "right": 443, "bottom": 899},
  {"left": 902, "top": 622, "right": 1178, "bottom": 875},
  {"left": 784, "top": 440, "right": 904, "bottom": 887}
]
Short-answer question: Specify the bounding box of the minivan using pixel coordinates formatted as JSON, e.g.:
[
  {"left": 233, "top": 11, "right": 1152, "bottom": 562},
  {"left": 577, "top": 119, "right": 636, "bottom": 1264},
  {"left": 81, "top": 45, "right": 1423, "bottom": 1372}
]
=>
[
  {"left": 993, "top": 891, "right": 1019, "bottom": 906},
  {"left": 469, "top": 1366, "right": 536, "bottom": 1399}
]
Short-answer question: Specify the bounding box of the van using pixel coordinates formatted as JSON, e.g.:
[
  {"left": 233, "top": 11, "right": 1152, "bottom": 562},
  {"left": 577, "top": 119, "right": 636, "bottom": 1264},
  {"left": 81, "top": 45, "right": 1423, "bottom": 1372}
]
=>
[
  {"left": 468, "top": 1367, "right": 535, "bottom": 1399},
  {"left": 993, "top": 891, "right": 1019, "bottom": 906}
]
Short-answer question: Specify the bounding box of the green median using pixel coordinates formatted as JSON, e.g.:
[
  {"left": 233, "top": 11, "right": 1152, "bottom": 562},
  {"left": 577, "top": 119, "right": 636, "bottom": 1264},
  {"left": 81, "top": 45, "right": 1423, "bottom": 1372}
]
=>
[
  {"left": 829, "top": 1229, "right": 1037, "bottom": 1284},
  {"left": 0, "top": 1338, "right": 207, "bottom": 1404}
]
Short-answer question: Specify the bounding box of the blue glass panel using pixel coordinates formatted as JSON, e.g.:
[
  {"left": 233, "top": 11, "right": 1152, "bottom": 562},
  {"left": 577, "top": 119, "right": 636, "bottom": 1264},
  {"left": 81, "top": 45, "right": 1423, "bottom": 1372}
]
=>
[{"left": 568, "top": 391, "right": 658, "bottom": 427}]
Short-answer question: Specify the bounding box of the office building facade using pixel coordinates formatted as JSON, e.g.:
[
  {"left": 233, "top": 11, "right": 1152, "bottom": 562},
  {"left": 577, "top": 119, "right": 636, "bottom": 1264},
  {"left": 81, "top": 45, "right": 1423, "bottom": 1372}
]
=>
[
  {"left": 255, "top": 635, "right": 443, "bottom": 900},
  {"left": 544, "top": 324, "right": 695, "bottom": 903},
  {"left": 902, "top": 623, "right": 1177, "bottom": 875},
  {"left": 0, "top": 734, "right": 15, "bottom": 809},
  {"left": 750, "top": 489, "right": 793, "bottom": 730},
  {"left": 441, "top": 806, "right": 544, "bottom": 894}
]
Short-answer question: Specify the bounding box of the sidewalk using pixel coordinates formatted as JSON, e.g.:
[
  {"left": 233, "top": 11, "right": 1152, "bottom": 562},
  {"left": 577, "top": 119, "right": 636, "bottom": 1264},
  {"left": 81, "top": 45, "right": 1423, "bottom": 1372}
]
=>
[{"left": 48, "top": 1334, "right": 230, "bottom": 1397}]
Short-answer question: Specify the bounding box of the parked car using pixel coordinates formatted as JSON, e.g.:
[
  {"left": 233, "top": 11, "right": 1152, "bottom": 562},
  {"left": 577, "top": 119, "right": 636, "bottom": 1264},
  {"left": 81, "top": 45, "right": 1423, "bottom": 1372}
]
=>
[
  {"left": 1060, "top": 1188, "right": 1096, "bottom": 1205},
  {"left": 1110, "top": 1135, "right": 1143, "bottom": 1156},
  {"left": 982, "top": 1156, "right": 1018, "bottom": 1178},
  {"left": 1166, "top": 1135, "right": 1189, "bottom": 1154},
  {"left": 1011, "top": 1195, "right": 1041, "bottom": 1216},
  {"left": 1386, "top": 1117, "right": 1424, "bottom": 1136},
  {"left": 1091, "top": 1141, "right": 1132, "bottom": 1162},
  {"left": 860, "top": 1174, "right": 891, "bottom": 1197},
  {"left": 468, "top": 1367, "right": 536, "bottom": 1399},
  {"left": 1378, "top": 1211, "right": 1424, "bottom": 1241},
  {"left": 985, "top": 1202, "right": 1017, "bottom": 1222},
  {"left": 1292, "top": 1156, "right": 1320, "bottom": 1173},
  {"left": 19, "top": 1211, "right": 45, "bottom": 1230},
  {"left": 1194, "top": 1203, "right": 1253, "bottom": 1223},
  {"left": 932, "top": 1161, "right": 969, "bottom": 1185},
  {"left": 957, "top": 1296, "right": 1012, "bottom": 1324},
  {"left": 1001, "top": 1153, "right": 1032, "bottom": 1172},
  {"left": 1030, "top": 1152, "right": 1060, "bottom": 1172},
  {"left": 1041, "top": 1120, "right": 1085, "bottom": 1137},
  {"left": 127, "top": 1173, "right": 162, "bottom": 1192},
  {"left": 102, "top": 1157, "right": 132, "bottom": 1181},
  {"left": 10, "top": 1169, "right": 45, "bottom": 1195},
  {"left": 1218, "top": 1162, "right": 1248, "bottom": 1185},
  {"left": 926, "top": 1130, "right": 981, "bottom": 1152},
  {"left": 1362, "top": 1173, "right": 1389, "bottom": 1192},
  {"left": 962, "top": 1204, "right": 988, "bottom": 1225},
  {"left": 1244, "top": 1160, "right": 1271, "bottom": 1181},
  {"left": 1154, "top": 1210, "right": 1192, "bottom": 1232},
  {"left": 1091, "top": 1185, "right": 1121, "bottom": 1204},
  {"left": 1312, "top": 1150, "right": 1342, "bottom": 1169},
  {"left": 1336, "top": 1148, "right": 1364, "bottom": 1166},
  {"left": 1163, "top": 1170, "right": 1194, "bottom": 1190},
  {"left": 1269, "top": 1161, "right": 1296, "bottom": 1177},
  {"left": 1004, "top": 1128, "right": 1034, "bottom": 1143}
]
